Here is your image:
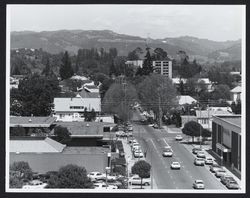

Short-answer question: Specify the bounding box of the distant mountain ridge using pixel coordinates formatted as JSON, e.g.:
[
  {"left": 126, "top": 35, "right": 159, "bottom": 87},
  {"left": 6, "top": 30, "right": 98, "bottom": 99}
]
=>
[{"left": 11, "top": 30, "right": 241, "bottom": 62}]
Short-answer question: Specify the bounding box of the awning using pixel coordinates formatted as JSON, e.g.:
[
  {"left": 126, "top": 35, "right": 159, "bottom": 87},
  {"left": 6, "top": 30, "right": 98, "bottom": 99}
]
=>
[{"left": 216, "top": 143, "right": 231, "bottom": 152}]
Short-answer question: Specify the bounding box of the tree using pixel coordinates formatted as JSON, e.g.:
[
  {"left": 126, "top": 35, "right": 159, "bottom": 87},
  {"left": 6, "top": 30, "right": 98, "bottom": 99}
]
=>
[
  {"left": 10, "top": 126, "right": 26, "bottom": 136},
  {"left": 54, "top": 125, "right": 71, "bottom": 144},
  {"left": 46, "top": 164, "right": 93, "bottom": 188},
  {"left": 59, "top": 51, "right": 74, "bottom": 80},
  {"left": 182, "top": 121, "right": 203, "bottom": 143},
  {"left": 10, "top": 74, "right": 61, "bottom": 116},
  {"left": 212, "top": 84, "right": 231, "bottom": 100},
  {"left": 42, "top": 58, "right": 51, "bottom": 76},
  {"left": 136, "top": 48, "right": 153, "bottom": 76},
  {"left": 102, "top": 81, "right": 138, "bottom": 122},
  {"left": 10, "top": 161, "right": 33, "bottom": 181},
  {"left": 131, "top": 160, "right": 151, "bottom": 189},
  {"left": 202, "top": 128, "right": 211, "bottom": 141},
  {"left": 137, "top": 73, "right": 178, "bottom": 127},
  {"left": 231, "top": 99, "right": 241, "bottom": 114},
  {"left": 152, "top": 48, "right": 168, "bottom": 60},
  {"left": 84, "top": 108, "right": 96, "bottom": 121}
]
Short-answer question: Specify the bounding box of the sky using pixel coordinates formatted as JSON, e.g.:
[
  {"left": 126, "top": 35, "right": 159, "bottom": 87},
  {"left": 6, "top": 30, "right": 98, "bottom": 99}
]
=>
[{"left": 8, "top": 5, "right": 244, "bottom": 41}]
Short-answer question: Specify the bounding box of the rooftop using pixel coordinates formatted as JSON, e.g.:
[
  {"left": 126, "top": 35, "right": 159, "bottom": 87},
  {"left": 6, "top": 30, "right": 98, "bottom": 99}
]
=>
[
  {"left": 10, "top": 137, "right": 66, "bottom": 153},
  {"left": 55, "top": 121, "right": 115, "bottom": 137},
  {"left": 62, "top": 146, "right": 110, "bottom": 154},
  {"left": 230, "top": 86, "right": 241, "bottom": 93},
  {"left": 76, "top": 89, "right": 100, "bottom": 98},
  {"left": 196, "top": 110, "right": 232, "bottom": 118},
  {"left": 178, "top": 95, "right": 197, "bottom": 105},
  {"left": 10, "top": 116, "right": 56, "bottom": 127},
  {"left": 214, "top": 115, "right": 241, "bottom": 128}
]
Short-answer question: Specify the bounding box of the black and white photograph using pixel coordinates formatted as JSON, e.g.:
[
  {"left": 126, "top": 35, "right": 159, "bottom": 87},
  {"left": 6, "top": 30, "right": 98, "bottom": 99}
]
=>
[{"left": 5, "top": 4, "right": 246, "bottom": 193}]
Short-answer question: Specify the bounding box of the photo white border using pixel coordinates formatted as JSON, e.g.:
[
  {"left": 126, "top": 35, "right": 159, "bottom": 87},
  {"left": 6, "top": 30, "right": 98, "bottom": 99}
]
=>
[{"left": 5, "top": 4, "right": 246, "bottom": 193}]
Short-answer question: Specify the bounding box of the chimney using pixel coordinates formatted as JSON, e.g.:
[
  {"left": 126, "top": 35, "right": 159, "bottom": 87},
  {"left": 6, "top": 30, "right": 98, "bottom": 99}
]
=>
[{"left": 28, "top": 118, "right": 32, "bottom": 122}]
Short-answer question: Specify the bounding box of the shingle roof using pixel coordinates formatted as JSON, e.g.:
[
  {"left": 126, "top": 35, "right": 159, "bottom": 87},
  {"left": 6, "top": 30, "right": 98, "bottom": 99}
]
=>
[
  {"left": 10, "top": 137, "right": 66, "bottom": 153},
  {"left": 230, "top": 86, "right": 241, "bottom": 93},
  {"left": 178, "top": 95, "right": 197, "bottom": 105},
  {"left": 10, "top": 116, "right": 56, "bottom": 127},
  {"left": 62, "top": 146, "right": 110, "bottom": 154},
  {"left": 53, "top": 97, "right": 101, "bottom": 112}
]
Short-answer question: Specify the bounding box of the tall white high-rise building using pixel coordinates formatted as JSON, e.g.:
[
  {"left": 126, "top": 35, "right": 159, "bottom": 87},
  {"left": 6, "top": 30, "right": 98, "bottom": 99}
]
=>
[{"left": 152, "top": 60, "right": 172, "bottom": 79}]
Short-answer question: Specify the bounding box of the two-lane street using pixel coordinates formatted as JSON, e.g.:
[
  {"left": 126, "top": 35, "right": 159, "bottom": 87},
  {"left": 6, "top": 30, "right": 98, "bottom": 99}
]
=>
[{"left": 131, "top": 109, "right": 226, "bottom": 190}]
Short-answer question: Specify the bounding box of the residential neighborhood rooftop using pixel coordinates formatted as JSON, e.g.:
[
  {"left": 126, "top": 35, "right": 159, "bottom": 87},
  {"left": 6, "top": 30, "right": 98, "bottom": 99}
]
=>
[
  {"left": 230, "top": 86, "right": 241, "bottom": 93},
  {"left": 10, "top": 116, "right": 56, "bottom": 127},
  {"left": 55, "top": 121, "right": 115, "bottom": 137},
  {"left": 76, "top": 89, "right": 100, "bottom": 98},
  {"left": 178, "top": 95, "right": 197, "bottom": 105},
  {"left": 10, "top": 137, "right": 66, "bottom": 153},
  {"left": 196, "top": 110, "right": 232, "bottom": 118}
]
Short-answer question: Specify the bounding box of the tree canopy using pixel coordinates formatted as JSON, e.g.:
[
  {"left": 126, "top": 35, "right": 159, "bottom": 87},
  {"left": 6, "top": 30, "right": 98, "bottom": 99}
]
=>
[
  {"left": 137, "top": 73, "right": 178, "bottom": 125},
  {"left": 131, "top": 160, "right": 151, "bottom": 188},
  {"left": 53, "top": 125, "right": 71, "bottom": 144},
  {"left": 182, "top": 121, "right": 203, "bottom": 142},
  {"left": 46, "top": 164, "right": 93, "bottom": 188},
  {"left": 10, "top": 74, "right": 61, "bottom": 116},
  {"left": 102, "top": 80, "right": 138, "bottom": 122},
  {"left": 59, "top": 51, "right": 74, "bottom": 80}
]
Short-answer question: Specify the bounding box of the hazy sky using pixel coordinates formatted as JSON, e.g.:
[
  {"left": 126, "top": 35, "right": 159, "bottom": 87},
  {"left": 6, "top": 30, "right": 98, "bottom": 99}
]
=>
[{"left": 8, "top": 5, "right": 244, "bottom": 41}]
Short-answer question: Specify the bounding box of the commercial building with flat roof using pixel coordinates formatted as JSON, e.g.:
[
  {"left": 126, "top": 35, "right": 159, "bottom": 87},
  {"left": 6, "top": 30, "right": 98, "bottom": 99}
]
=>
[
  {"left": 212, "top": 115, "right": 241, "bottom": 175},
  {"left": 152, "top": 60, "right": 172, "bottom": 78}
]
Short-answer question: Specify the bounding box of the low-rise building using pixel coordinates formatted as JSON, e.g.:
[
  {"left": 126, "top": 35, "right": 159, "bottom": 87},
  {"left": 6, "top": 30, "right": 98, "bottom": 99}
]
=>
[
  {"left": 196, "top": 109, "right": 232, "bottom": 130},
  {"left": 211, "top": 115, "right": 241, "bottom": 175},
  {"left": 125, "top": 60, "right": 143, "bottom": 68},
  {"left": 230, "top": 86, "right": 241, "bottom": 102},
  {"left": 53, "top": 96, "right": 101, "bottom": 122},
  {"left": 178, "top": 95, "right": 197, "bottom": 106},
  {"left": 10, "top": 137, "right": 110, "bottom": 174}
]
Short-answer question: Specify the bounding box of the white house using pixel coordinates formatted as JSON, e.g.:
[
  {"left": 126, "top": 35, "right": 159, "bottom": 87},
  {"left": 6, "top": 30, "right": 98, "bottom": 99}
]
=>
[
  {"left": 230, "top": 86, "right": 241, "bottom": 102},
  {"left": 53, "top": 96, "right": 101, "bottom": 122},
  {"left": 178, "top": 95, "right": 197, "bottom": 105}
]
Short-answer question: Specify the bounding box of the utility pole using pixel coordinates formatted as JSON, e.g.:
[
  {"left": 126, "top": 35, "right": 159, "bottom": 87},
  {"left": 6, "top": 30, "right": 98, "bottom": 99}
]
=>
[
  {"left": 199, "top": 103, "right": 202, "bottom": 149},
  {"left": 158, "top": 88, "right": 162, "bottom": 128}
]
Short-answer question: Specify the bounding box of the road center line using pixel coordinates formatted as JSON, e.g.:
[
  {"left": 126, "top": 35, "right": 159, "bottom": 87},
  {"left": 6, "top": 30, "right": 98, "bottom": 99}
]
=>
[{"left": 150, "top": 139, "right": 158, "bottom": 151}]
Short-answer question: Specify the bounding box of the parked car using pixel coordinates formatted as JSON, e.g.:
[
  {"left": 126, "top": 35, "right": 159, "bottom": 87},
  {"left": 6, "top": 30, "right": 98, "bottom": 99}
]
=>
[
  {"left": 205, "top": 157, "right": 214, "bottom": 165},
  {"left": 226, "top": 180, "right": 240, "bottom": 189},
  {"left": 134, "top": 150, "right": 144, "bottom": 158},
  {"left": 194, "top": 158, "right": 205, "bottom": 166},
  {"left": 171, "top": 162, "right": 181, "bottom": 169},
  {"left": 193, "top": 180, "right": 205, "bottom": 189},
  {"left": 192, "top": 147, "right": 203, "bottom": 154},
  {"left": 128, "top": 175, "right": 150, "bottom": 186},
  {"left": 93, "top": 182, "right": 118, "bottom": 189},
  {"left": 115, "top": 131, "right": 124, "bottom": 137},
  {"left": 87, "top": 172, "right": 105, "bottom": 181},
  {"left": 197, "top": 151, "right": 206, "bottom": 158},
  {"left": 175, "top": 135, "right": 183, "bottom": 141},
  {"left": 162, "top": 147, "right": 173, "bottom": 157},
  {"left": 209, "top": 164, "right": 223, "bottom": 173},
  {"left": 220, "top": 175, "right": 236, "bottom": 185},
  {"left": 22, "top": 180, "right": 47, "bottom": 189},
  {"left": 215, "top": 169, "right": 227, "bottom": 178}
]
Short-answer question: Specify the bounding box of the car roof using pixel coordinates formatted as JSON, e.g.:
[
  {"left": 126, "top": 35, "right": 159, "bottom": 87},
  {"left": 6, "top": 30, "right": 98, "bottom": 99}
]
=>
[{"left": 195, "top": 180, "right": 204, "bottom": 183}]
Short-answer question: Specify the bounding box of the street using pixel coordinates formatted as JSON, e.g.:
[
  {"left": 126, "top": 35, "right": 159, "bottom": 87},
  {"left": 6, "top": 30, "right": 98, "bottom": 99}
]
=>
[{"left": 131, "top": 109, "right": 226, "bottom": 190}]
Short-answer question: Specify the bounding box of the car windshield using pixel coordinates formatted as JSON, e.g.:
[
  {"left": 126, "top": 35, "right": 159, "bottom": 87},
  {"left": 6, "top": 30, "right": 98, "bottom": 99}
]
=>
[
  {"left": 196, "top": 181, "right": 204, "bottom": 184},
  {"left": 164, "top": 148, "right": 172, "bottom": 152}
]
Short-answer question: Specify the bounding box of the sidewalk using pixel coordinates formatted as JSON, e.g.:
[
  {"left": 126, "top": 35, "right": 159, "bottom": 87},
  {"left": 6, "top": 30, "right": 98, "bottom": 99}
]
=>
[{"left": 120, "top": 138, "right": 158, "bottom": 189}]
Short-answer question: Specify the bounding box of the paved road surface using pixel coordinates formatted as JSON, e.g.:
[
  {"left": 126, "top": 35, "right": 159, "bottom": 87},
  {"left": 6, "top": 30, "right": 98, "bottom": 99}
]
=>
[{"left": 131, "top": 109, "right": 226, "bottom": 190}]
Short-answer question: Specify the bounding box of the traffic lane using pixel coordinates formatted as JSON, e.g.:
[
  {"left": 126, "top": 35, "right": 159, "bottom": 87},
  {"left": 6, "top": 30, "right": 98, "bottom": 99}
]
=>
[
  {"left": 135, "top": 130, "right": 194, "bottom": 189},
  {"left": 137, "top": 126, "right": 226, "bottom": 190},
  {"left": 141, "top": 137, "right": 176, "bottom": 189}
]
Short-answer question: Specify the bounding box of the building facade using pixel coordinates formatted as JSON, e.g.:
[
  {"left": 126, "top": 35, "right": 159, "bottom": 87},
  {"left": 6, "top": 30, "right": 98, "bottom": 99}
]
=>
[
  {"left": 212, "top": 115, "right": 241, "bottom": 175},
  {"left": 152, "top": 60, "right": 172, "bottom": 78}
]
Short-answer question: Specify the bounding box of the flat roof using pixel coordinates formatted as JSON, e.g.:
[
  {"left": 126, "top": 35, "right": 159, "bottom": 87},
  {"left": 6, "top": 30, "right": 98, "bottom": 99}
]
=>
[
  {"left": 10, "top": 137, "right": 66, "bottom": 153},
  {"left": 55, "top": 121, "right": 115, "bottom": 137},
  {"left": 10, "top": 116, "right": 56, "bottom": 127},
  {"left": 62, "top": 146, "right": 110, "bottom": 154},
  {"left": 213, "top": 115, "right": 241, "bottom": 128}
]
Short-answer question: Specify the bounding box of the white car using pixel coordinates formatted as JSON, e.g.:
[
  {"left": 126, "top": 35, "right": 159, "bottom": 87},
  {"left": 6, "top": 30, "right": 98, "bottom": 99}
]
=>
[
  {"left": 193, "top": 180, "right": 205, "bottom": 189},
  {"left": 134, "top": 150, "right": 144, "bottom": 158},
  {"left": 171, "top": 162, "right": 181, "bottom": 169},
  {"left": 175, "top": 135, "right": 183, "bottom": 141},
  {"left": 132, "top": 145, "right": 141, "bottom": 152},
  {"left": 87, "top": 172, "right": 105, "bottom": 181},
  {"left": 215, "top": 169, "right": 227, "bottom": 178},
  {"left": 22, "top": 180, "right": 47, "bottom": 189},
  {"left": 205, "top": 157, "right": 214, "bottom": 165},
  {"left": 93, "top": 182, "right": 118, "bottom": 190},
  {"left": 194, "top": 158, "right": 205, "bottom": 166},
  {"left": 197, "top": 151, "right": 206, "bottom": 158},
  {"left": 128, "top": 175, "right": 150, "bottom": 186},
  {"left": 162, "top": 148, "right": 173, "bottom": 157}
]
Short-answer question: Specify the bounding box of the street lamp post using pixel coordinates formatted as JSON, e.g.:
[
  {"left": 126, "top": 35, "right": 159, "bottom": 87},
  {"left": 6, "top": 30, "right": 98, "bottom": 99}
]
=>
[{"left": 105, "top": 166, "right": 110, "bottom": 189}]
